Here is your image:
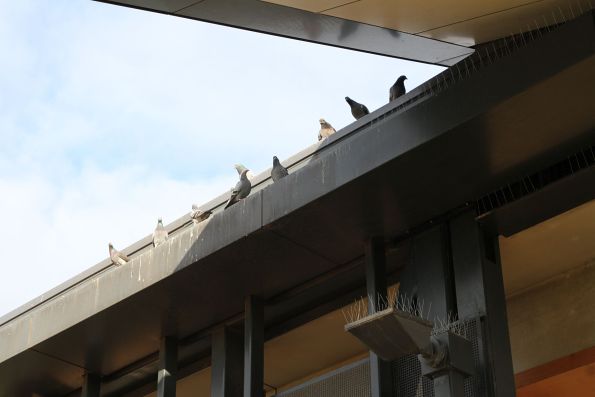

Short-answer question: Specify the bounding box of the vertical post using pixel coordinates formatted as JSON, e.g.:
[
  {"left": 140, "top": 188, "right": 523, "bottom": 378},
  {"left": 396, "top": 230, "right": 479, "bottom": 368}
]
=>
[
  {"left": 211, "top": 326, "right": 244, "bottom": 397},
  {"left": 81, "top": 372, "right": 100, "bottom": 397},
  {"left": 365, "top": 236, "right": 394, "bottom": 397},
  {"left": 450, "top": 210, "right": 515, "bottom": 397},
  {"left": 158, "top": 336, "right": 178, "bottom": 397},
  {"left": 244, "top": 295, "right": 264, "bottom": 397}
]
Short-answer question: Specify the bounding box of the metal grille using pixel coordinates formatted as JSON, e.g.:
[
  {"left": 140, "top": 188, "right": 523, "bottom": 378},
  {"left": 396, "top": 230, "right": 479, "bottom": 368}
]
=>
[
  {"left": 276, "top": 318, "right": 485, "bottom": 397},
  {"left": 276, "top": 359, "right": 371, "bottom": 397}
]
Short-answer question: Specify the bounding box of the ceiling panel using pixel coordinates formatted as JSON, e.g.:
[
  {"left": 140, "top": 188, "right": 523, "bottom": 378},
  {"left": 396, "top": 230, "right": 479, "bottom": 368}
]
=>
[
  {"left": 320, "top": 0, "right": 531, "bottom": 35},
  {"left": 501, "top": 199, "right": 595, "bottom": 296},
  {"left": 262, "top": 0, "right": 350, "bottom": 13},
  {"left": 420, "top": 0, "right": 588, "bottom": 46}
]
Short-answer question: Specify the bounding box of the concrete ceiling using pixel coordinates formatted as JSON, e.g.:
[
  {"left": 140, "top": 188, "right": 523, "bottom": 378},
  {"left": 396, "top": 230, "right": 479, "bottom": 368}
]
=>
[
  {"left": 264, "top": 0, "right": 593, "bottom": 46},
  {"left": 501, "top": 198, "right": 595, "bottom": 296}
]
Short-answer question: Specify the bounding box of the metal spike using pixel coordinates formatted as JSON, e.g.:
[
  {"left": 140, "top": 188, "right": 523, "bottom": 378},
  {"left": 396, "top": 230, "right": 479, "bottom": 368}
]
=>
[
  {"left": 534, "top": 20, "right": 541, "bottom": 37},
  {"left": 527, "top": 24, "right": 535, "bottom": 41},
  {"left": 558, "top": 6, "right": 567, "bottom": 22},
  {"left": 542, "top": 15, "right": 550, "bottom": 32},
  {"left": 552, "top": 10, "right": 558, "bottom": 26},
  {"left": 569, "top": 3, "right": 575, "bottom": 18},
  {"left": 578, "top": 1, "right": 583, "bottom": 14}
]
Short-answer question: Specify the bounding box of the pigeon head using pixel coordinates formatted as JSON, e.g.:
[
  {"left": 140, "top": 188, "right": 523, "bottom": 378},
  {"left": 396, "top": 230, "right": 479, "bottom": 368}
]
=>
[
  {"left": 234, "top": 164, "right": 248, "bottom": 174},
  {"left": 157, "top": 217, "right": 163, "bottom": 225},
  {"left": 345, "top": 96, "right": 352, "bottom": 104},
  {"left": 108, "top": 242, "right": 114, "bottom": 251},
  {"left": 240, "top": 169, "right": 250, "bottom": 179},
  {"left": 397, "top": 75, "right": 407, "bottom": 83},
  {"left": 319, "top": 118, "right": 332, "bottom": 128},
  {"left": 273, "top": 156, "right": 280, "bottom": 165}
]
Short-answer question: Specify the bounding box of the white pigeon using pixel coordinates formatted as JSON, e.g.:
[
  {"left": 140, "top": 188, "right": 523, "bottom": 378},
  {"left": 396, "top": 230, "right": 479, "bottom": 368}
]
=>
[
  {"left": 109, "top": 243, "right": 130, "bottom": 266},
  {"left": 318, "top": 118, "right": 336, "bottom": 141},
  {"left": 234, "top": 164, "right": 255, "bottom": 180},
  {"left": 190, "top": 204, "right": 212, "bottom": 224},
  {"left": 152, "top": 217, "right": 169, "bottom": 247}
]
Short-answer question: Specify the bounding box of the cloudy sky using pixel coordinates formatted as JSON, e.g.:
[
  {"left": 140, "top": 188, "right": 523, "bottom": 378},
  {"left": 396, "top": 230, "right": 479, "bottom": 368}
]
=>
[{"left": 0, "top": 0, "right": 443, "bottom": 317}]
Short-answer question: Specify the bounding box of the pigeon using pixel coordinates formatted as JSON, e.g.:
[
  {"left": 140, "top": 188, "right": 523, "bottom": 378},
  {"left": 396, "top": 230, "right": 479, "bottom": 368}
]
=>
[
  {"left": 345, "top": 96, "right": 369, "bottom": 120},
  {"left": 234, "top": 164, "right": 255, "bottom": 180},
  {"left": 224, "top": 168, "right": 252, "bottom": 209},
  {"left": 152, "top": 217, "right": 168, "bottom": 247},
  {"left": 318, "top": 118, "right": 336, "bottom": 141},
  {"left": 190, "top": 204, "right": 212, "bottom": 224},
  {"left": 109, "top": 243, "right": 130, "bottom": 266},
  {"left": 271, "top": 156, "right": 289, "bottom": 182},
  {"left": 389, "top": 75, "right": 407, "bottom": 102}
]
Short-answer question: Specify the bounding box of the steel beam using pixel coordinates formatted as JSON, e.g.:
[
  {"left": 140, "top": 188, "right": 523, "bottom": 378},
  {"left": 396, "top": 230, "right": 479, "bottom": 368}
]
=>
[
  {"left": 158, "top": 336, "right": 178, "bottom": 397},
  {"left": 211, "top": 326, "right": 243, "bottom": 397},
  {"left": 364, "top": 236, "right": 394, "bottom": 397},
  {"left": 81, "top": 372, "right": 100, "bottom": 397},
  {"left": 244, "top": 295, "right": 264, "bottom": 397},
  {"left": 449, "top": 210, "right": 516, "bottom": 397}
]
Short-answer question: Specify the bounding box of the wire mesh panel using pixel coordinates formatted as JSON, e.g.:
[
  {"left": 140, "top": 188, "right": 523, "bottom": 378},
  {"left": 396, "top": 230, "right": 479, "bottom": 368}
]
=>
[
  {"left": 276, "top": 318, "right": 485, "bottom": 397},
  {"left": 276, "top": 359, "right": 371, "bottom": 397}
]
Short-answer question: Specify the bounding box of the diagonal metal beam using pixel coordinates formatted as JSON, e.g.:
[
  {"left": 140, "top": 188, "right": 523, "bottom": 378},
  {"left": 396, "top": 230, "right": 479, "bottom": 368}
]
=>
[{"left": 94, "top": 0, "right": 473, "bottom": 65}]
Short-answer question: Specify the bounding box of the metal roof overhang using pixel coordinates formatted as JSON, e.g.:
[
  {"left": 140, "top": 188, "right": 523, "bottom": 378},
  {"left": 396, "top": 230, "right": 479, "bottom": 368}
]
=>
[
  {"left": 93, "top": 0, "right": 474, "bottom": 66},
  {"left": 0, "top": 12, "right": 593, "bottom": 397}
]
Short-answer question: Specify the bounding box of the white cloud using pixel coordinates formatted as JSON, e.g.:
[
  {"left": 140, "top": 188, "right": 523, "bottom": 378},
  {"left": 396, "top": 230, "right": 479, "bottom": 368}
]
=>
[{"left": 0, "top": 0, "right": 443, "bottom": 317}]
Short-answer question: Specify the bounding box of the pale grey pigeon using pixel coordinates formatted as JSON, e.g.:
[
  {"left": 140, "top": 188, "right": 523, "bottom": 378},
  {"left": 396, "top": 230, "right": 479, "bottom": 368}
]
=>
[
  {"left": 271, "top": 156, "right": 289, "bottom": 182},
  {"left": 224, "top": 168, "right": 252, "bottom": 209},
  {"left": 152, "top": 217, "right": 168, "bottom": 247},
  {"left": 109, "top": 243, "right": 130, "bottom": 266},
  {"left": 234, "top": 164, "right": 255, "bottom": 180},
  {"left": 389, "top": 75, "right": 407, "bottom": 102},
  {"left": 345, "top": 96, "right": 369, "bottom": 120},
  {"left": 318, "top": 118, "right": 336, "bottom": 141},
  {"left": 190, "top": 204, "right": 212, "bottom": 223}
]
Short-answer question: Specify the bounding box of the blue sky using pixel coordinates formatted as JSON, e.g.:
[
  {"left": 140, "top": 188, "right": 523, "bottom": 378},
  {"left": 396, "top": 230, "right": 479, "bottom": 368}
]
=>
[{"left": 0, "top": 0, "right": 443, "bottom": 317}]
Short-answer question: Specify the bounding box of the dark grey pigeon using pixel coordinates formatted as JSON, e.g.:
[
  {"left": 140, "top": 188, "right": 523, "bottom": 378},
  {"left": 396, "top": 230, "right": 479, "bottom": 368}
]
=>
[
  {"left": 345, "top": 96, "right": 369, "bottom": 120},
  {"left": 389, "top": 75, "right": 407, "bottom": 102},
  {"left": 109, "top": 243, "right": 130, "bottom": 266},
  {"left": 271, "top": 156, "right": 289, "bottom": 182},
  {"left": 224, "top": 168, "right": 252, "bottom": 209}
]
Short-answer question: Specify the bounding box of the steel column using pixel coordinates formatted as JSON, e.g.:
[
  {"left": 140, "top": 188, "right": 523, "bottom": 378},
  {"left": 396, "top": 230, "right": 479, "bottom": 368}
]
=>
[
  {"left": 244, "top": 295, "right": 264, "bottom": 397},
  {"left": 211, "top": 326, "right": 244, "bottom": 397},
  {"left": 364, "top": 236, "right": 394, "bottom": 397},
  {"left": 81, "top": 372, "right": 100, "bottom": 397},
  {"left": 449, "top": 210, "right": 516, "bottom": 397},
  {"left": 158, "top": 336, "right": 178, "bottom": 397}
]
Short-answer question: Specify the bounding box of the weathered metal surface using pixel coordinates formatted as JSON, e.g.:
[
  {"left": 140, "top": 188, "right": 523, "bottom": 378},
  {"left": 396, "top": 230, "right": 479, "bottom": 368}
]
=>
[
  {"left": 94, "top": 0, "right": 473, "bottom": 66},
  {"left": 346, "top": 308, "right": 433, "bottom": 362},
  {"left": 0, "top": 13, "right": 593, "bottom": 396}
]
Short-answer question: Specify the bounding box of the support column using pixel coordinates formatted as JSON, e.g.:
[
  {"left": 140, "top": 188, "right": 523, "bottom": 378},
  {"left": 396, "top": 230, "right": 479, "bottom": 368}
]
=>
[
  {"left": 244, "top": 295, "right": 264, "bottom": 397},
  {"left": 158, "top": 336, "right": 178, "bottom": 397},
  {"left": 81, "top": 372, "right": 100, "bottom": 397},
  {"left": 449, "top": 210, "right": 516, "bottom": 397},
  {"left": 365, "top": 236, "right": 394, "bottom": 397},
  {"left": 211, "top": 326, "right": 244, "bottom": 397}
]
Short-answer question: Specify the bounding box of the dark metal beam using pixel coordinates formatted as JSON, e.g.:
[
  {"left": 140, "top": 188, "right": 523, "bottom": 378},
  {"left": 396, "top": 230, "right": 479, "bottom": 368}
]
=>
[
  {"left": 243, "top": 296, "right": 264, "bottom": 397},
  {"left": 81, "top": 372, "right": 100, "bottom": 397},
  {"left": 94, "top": 0, "right": 472, "bottom": 66},
  {"left": 211, "top": 327, "right": 243, "bottom": 397},
  {"left": 449, "top": 211, "right": 515, "bottom": 397},
  {"left": 157, "top": 336, "right": 178, "bottom": 397},
  {"left": 364, "top": 236, "right": 394, "bottom": 397}
]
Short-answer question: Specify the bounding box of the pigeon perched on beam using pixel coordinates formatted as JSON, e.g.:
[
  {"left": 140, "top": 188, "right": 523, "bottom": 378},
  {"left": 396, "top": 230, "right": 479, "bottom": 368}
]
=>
[
  {"left": 389, "top": 75, "right": 407, "bottom": 102},
  {"left": 345, "top": 96, "right": 369, "bottom": 120},
  {"left": 190, "top": 204, "right": 212, "bottom": 224},
  {"left": 152, "top": 217, "right": 168, "bottom": 247},
  {"left": 271, "top": 156, "right": 289, "bottom": 182},
  {"left": 234, "top": 164, "right": 255, "bottom": 180},
  {"left": 224, "top": 168, "right": 252, "bottom": 209},
  {"left": 109, "top": 243, "right": 130, "bottom": 266},
  {"left": 318, "top": 118, "right": 336, "bottom": 141}
]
